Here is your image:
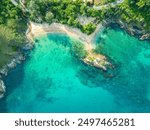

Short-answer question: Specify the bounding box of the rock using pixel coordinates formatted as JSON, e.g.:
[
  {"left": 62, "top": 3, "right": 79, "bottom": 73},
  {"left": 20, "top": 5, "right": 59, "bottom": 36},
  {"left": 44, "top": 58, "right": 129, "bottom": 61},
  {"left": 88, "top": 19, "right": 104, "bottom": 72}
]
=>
[
  {"left": 14, "top": 54, "right": 25, "bottom": 64},
  {"left": 7, "top": 59, "right": 17, "bottom": 69},
  {"left": 140, "top": 34, "right": 150, "bottom": 40},
  {"left": 83, "top": 51, "right": 112, "bottom": 71},
  {"left": 0, "top": 66, "right": 8, "bottom": 76},
  {"left": 0, "top": 53, "right": 26, "bottom": 98},
  {"left": 23, "top": 43, "right": 34, "bottom": 50},
  {"left": 0, "top": 54, "right": 25, "bottom": 77},
  {"left": 104, "top": 19, "right": 150, "bottom": 41},
  {"left": 6, "top": 54, "right": 25, "bottom": 70},
  {"left": 0, "top": 80, "right": 5, "bottom": 98}
]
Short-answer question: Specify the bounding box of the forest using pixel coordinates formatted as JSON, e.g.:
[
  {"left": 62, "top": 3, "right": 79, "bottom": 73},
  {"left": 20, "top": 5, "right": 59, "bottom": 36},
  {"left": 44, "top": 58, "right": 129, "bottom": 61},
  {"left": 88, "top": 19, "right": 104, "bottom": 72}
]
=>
[
  {"left": 25, "top": 0, "right": 150, "bottom": 32},
  {"left": 0, "top": 0, "right": 27, "bottom": 67},
  {"left": 117, "top": 0, "right": 150, "bottom": 31}
]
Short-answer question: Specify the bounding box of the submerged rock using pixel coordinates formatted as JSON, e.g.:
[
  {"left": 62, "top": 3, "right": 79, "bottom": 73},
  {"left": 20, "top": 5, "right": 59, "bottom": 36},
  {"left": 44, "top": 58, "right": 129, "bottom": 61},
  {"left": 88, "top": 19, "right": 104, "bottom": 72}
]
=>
[{"left": 0, "top": 80, "right": 5, "bottom": 98}]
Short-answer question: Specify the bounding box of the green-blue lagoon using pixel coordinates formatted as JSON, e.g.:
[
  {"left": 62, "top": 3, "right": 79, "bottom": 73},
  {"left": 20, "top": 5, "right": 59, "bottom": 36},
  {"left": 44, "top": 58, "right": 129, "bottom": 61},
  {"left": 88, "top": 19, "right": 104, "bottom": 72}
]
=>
[{"left": 0, "top": 26, "right": 150, "bottom": 112}]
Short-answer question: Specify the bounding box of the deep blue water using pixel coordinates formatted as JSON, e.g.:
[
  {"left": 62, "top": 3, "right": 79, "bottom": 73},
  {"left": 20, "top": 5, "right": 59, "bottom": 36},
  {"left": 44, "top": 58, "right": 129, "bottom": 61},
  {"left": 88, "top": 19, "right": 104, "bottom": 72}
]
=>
[{"left": 0, "top": 26, "right": 150, "bottom": 112}]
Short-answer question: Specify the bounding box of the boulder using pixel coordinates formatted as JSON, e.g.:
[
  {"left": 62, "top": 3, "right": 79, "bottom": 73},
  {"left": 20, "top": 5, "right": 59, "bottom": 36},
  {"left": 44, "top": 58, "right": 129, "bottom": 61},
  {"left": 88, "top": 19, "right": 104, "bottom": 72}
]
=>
[
  {"left": 14, "top": 54, "right": 25, "bottom": 64},
  {"left": 0, "top": 54, "right": 25, "bottom": 77},
  {"left": 23, "top": 43, "right": 34, "bottom": 51},
  {"left": 140, "top": 34, "right": 150, "bottom": 40},
  {"left": 0, "top": 80, "right": 5, "bottom": 98},
  {"left": 0, "top": 66, "right": 8, "bottom": 76},
  {"left": 7, "top": 59, "right": 16, "bottom": 69}
]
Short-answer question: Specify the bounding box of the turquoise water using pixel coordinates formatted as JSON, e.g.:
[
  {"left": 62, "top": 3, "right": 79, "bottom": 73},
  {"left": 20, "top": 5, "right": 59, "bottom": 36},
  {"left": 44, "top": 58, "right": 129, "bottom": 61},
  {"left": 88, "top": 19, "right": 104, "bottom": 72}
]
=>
[{"left": 0, "top": 26, "right": 150, "bottom": 112}]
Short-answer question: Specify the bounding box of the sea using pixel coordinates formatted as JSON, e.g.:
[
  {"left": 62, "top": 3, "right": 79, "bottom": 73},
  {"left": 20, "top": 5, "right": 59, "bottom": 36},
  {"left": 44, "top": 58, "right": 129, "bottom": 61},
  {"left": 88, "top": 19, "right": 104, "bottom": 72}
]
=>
[{"left": 0, "top": 25, "right": 150, "bottom": 112}]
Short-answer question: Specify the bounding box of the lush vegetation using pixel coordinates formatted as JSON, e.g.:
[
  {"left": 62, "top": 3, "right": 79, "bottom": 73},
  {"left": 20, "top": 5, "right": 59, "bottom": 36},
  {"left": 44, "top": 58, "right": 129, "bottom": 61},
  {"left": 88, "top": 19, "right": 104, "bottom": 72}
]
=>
[
  {"left": 25, "top": 0, "right": 150, "bottom": 33},
  {"left": 26, "top": 0, "right": 103, "bottom": 34},
  {"left": 0, "top": 0, "right": 27, "bottom": 67},
  {"left": 93, "top": 0, "right": 150, "bottom": 31},
  {"left": 114, "top": 0, "right": 150, "bottom": 31},
  {"left": 94, "top": 0, "right": 116, "bottom": 5},
  {"left": 0, "top": 0, "right": 150, "bottom": 68}
]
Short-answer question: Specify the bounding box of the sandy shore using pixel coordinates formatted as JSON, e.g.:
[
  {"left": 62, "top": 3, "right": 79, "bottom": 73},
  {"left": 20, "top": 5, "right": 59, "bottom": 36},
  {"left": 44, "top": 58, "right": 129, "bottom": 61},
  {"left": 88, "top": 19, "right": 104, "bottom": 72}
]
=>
[{"left": 27, "top": 22, "right": 103, "bottom": 50}]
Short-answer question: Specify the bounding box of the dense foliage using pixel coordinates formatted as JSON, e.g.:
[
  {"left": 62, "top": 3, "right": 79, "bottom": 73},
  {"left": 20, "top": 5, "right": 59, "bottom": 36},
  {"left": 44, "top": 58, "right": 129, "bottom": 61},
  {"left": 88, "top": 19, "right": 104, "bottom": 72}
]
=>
[
  {"left": 94, "top": 0, "right": 116, "bottom": 5},
  {"left": 26, "top": 0, "right": 101, "bottom": 34},
  {"left": 25, "top": 0, "right": 150, "bottom": 33},
  {"left": 116, "top": 0, "right": 150, "bottom": 30},
  {"left": 0, "top": 0, "right": 27, "bottom": 67}
]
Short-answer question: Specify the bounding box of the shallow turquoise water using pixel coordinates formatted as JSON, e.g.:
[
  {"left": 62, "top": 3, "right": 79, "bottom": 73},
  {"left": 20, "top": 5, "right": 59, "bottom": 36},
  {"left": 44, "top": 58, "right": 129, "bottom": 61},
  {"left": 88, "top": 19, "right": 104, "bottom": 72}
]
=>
[{"left": 0, "top": 26, "right": 150, "bottom": 112}]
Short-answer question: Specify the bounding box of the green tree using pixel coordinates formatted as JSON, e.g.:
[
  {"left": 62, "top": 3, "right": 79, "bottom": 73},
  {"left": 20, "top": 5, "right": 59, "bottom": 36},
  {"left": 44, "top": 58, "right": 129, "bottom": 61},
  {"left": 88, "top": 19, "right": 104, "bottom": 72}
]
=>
[
  {"left": 45, "top": 11, "right": 54, "bottom": 24},
  {"left": 82, "top": 23, "right": 96, "bottom": 35}
]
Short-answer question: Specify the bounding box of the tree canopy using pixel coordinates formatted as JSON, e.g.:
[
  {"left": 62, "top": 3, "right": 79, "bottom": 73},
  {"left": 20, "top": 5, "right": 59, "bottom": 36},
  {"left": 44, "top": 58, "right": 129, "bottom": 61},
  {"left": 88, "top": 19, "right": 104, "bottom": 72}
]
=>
[
  {"left": 116, "top": 0, "right": 150, "bottom": 30},
  {"left": 0, "top": 0, "right": 27, "bottom": 67}
]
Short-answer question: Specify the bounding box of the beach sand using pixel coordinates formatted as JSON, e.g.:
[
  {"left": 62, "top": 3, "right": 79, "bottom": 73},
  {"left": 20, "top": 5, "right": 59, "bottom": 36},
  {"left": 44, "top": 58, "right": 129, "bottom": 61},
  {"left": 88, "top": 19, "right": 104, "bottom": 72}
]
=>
[{"left": 26, "top": 22, "right": 103, "bottom": 50}]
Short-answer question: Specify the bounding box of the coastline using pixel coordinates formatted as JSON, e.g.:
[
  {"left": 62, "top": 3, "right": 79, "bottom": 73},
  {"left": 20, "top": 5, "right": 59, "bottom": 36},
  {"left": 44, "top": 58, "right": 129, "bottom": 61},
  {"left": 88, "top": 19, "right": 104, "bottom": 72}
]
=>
[
  {"left": 27, "top": 22, "right": 112, "bottom": 71},
  {"left": 104, "top": 19, "right": 150, "bottom": 41},
  {"left": 0, "top": 19, "right": 149, "bottom": 98},
  {"left": 0, "top": 54, "right": 26, "bottom": 98},
  {"left": 26, "top": 22, "right": 103, "bottom": 51},
  {"left": 0, "top": 21, "right": 104, "bottom": 98},
  {"left": 0, "top": 80, "right": 5, "bottom": 98}
]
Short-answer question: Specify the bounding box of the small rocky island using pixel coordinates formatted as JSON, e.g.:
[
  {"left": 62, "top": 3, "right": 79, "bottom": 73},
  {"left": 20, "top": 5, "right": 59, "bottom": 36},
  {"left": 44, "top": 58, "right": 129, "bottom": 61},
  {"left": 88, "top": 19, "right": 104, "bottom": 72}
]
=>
[{"left": 83, "top": 50, "right": 112, "bottom": 71}]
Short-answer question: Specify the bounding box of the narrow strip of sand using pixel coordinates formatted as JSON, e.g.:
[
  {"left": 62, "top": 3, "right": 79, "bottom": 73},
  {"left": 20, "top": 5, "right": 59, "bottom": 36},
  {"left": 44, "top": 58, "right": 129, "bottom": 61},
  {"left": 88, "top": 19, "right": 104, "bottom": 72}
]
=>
[{"left": 26, "top": 22, "right": 103, "bottom": 50}]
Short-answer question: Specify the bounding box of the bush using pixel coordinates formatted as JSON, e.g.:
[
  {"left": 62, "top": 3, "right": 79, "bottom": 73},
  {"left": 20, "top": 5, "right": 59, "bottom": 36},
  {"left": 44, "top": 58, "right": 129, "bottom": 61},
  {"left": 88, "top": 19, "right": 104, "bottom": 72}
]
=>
[
  {"left": 82, "top": 23, "right": 96, "bottom": 35},
  {"left": 45, "top": 11, "right": 54, "bottom": 24}
]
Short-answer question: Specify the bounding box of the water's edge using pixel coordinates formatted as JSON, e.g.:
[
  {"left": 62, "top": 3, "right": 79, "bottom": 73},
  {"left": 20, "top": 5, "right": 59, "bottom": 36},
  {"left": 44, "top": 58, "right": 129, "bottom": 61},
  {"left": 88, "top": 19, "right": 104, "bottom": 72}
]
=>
[{"left": 0, "top": 22, "right": 149, "bottom": 112}]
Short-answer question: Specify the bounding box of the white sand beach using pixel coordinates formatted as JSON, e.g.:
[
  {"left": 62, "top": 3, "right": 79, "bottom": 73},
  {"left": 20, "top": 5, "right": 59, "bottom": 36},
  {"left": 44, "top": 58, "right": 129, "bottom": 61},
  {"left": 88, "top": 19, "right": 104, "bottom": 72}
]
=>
[{"left": 26, "top": 22, "right": 103, "bottom": 50}]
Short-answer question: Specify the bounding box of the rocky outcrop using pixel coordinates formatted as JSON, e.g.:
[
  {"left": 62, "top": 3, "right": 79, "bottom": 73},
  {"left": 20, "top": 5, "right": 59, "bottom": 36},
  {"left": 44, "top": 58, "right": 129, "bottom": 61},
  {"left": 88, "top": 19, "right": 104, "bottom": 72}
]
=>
[
  {"left": 0, "top": 41, "right": 32, "bottom": 97},
  {"left": 0, "top": 80, "right": 5, "bottom": 98},
  {"left": 83, "top": 50, "right": 113, "bottom": 71},
  {"left": 103, "top": 19, "right": 150, "bottom": 41},
  {"left": 0, "top": 53, "right": 25, "bottom": 98},
  {"left": 0, "top": 66, "right": 8, "bottom": 77},
  {"left": 23, "top": 43, "right": 34, "bottom": 51},
  {"left": 0, "top": 54, "right": 25, "bottom": 77},
  {"left": 140, "top": 34, "right": 150, "bottom": 40}
]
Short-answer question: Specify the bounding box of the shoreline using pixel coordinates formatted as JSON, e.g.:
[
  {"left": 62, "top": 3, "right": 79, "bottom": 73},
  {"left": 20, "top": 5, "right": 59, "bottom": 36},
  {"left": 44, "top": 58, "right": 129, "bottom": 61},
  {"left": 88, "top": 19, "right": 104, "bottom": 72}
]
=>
[
  {"left": 0, "top": 80, "right": 5, "bottom": 98},
  {"left": 0, "top": 21, "right": 104, "bottom": 98},
  {"left": 104, "top": 19, "right": 150, "bottom": 41},
  {"left": 0, "top": 53, "right": 26, "bottom": 98},
  {"left": 1, "top": 19, "right": 149, "bottom": 98},
  {"left": 27, "top": 22, "right": 103, "bottom": 51},
  {"left": 27, "top": 22, "right": 112, "bottom": 71}
]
